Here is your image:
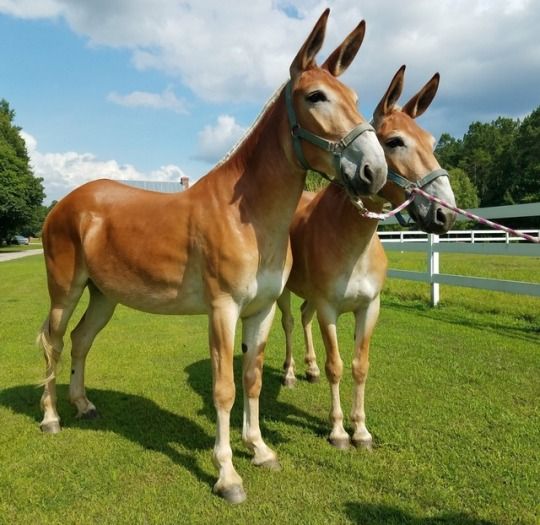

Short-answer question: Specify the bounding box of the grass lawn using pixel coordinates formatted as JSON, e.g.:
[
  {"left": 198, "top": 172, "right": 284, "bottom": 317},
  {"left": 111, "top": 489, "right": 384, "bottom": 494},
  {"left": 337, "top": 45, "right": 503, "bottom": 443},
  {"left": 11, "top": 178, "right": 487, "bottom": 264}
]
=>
[{"left": 0, "top": 254, "right": 538, "bottom": 524}]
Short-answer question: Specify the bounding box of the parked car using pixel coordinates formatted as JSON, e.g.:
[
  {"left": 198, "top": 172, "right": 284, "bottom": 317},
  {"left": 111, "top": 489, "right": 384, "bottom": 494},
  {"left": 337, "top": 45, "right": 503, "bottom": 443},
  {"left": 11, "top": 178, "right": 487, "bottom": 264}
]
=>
[{"left": 11, "top": 235, "right": 29, "bottom": 245}]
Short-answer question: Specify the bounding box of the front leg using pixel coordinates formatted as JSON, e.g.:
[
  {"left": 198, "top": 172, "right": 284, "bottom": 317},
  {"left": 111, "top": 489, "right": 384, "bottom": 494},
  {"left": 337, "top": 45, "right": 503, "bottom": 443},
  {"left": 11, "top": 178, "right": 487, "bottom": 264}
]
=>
[
  {"left": 241, "top": 303, "right": 280, "bottom": 469},
  {"left": 351, "top": 296, "right": 380, "bottom": 449},
  {"left": 209, "top": 304, "right": 246, "bottom": 504},
  {"left": 318, "top": 305, "right": 349, "bottom": 449}
]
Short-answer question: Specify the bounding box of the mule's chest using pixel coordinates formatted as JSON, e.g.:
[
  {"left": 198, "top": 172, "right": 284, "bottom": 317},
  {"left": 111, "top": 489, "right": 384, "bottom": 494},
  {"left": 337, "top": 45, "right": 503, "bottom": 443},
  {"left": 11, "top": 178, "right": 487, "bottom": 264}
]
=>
[{"left": 332, "top": 258, "right": 385, "bottom": 312}]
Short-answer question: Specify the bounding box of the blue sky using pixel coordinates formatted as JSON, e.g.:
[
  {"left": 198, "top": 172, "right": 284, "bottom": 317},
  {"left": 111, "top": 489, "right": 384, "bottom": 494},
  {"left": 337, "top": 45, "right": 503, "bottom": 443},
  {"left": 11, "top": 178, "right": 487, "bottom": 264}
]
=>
[{"left": 1, "top": 1, "right": 539, "bottom": 203}]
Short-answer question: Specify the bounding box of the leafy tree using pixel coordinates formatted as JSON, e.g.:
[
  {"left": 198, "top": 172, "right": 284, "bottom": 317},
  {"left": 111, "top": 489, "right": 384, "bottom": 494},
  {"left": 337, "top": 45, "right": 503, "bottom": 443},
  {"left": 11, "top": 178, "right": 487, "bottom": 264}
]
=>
[
  {"left": 304, "top": 169, "right": 329, "bottom": 192},
  {"left": 509, "top": 107, "right": 540, "bottom": 203},
  {"left": 448, "top": 167, "right": 479, "bottom": 210},
  {"left": 435, "top": 133, "right": 463, "bottom": 169},
  {"left": 0, "top": 100, "right": 45, "bottom": 243}
]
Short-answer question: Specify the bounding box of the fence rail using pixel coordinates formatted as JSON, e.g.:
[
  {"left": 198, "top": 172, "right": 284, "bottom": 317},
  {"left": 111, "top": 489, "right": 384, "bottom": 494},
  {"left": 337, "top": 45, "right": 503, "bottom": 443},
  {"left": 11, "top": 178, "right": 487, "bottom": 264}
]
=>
[{"left": 379, "top": 202, "right": 540, "bottom": 305}]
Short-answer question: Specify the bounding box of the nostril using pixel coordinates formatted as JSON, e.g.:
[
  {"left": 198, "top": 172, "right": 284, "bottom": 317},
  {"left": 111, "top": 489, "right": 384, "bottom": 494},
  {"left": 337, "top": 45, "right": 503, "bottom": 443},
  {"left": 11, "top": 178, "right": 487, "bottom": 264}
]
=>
[
  {"left": 362, "top": 164, "right": 374, "bottom": 184},
  {"left": 435, "top": 207, "right": 448, "bottom": 226}
]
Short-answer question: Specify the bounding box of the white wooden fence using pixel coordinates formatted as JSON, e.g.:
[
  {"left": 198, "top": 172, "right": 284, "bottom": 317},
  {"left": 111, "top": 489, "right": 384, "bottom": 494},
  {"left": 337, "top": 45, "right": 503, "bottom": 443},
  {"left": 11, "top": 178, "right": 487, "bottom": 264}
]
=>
[{"left": 379, "top": 202, "right": 540, "bottom": 306}]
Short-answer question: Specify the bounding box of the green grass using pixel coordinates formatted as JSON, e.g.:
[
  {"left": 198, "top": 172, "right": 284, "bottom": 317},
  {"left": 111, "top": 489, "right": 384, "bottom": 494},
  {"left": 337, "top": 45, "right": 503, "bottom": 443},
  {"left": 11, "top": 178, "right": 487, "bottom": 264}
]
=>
[{"left": 0, "top": 254, "right": 538, "bottom": 524}]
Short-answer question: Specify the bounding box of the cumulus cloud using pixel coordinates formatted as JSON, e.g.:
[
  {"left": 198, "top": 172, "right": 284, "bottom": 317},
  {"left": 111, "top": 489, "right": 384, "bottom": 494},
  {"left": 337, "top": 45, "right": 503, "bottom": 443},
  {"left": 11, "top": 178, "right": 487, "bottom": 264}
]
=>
[
  {"left": 194, "top": 115, "right": 247, "bottom": 163},
  {"left": 22, "top": 131, "right": 188, "bottom": 203},
  {"left": 107, "top": 86, "right": 188, "bottom": 114},
  {"left": 2, "top": 1, "right": 539, "bottom": 136}
]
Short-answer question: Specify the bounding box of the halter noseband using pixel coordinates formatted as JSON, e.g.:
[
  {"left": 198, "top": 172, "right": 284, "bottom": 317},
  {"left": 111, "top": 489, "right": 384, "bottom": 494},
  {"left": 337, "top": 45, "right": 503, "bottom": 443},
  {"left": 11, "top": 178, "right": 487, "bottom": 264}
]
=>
[
  {"left": 386, "top": 168, "right": 449, "bottom": 226},
  {"left": 284, "top": 80, "right": 375, "bottom": 177}
]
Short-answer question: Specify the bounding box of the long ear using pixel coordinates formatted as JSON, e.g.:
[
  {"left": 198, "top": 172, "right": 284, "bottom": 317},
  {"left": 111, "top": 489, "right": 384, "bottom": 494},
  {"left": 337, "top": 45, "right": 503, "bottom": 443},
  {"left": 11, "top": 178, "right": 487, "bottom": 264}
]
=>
[
  {"left": 321, "top": 20, "right": 366, "bottom": 77},
  {"left": 289, "top": 8, "right": 330, "bottom": 80},
  {"left": 373, "top": 65, "right": 406, "bottom": 120},
  {"left": 402, "top": 73, "right": 440, "bottom": 118}
]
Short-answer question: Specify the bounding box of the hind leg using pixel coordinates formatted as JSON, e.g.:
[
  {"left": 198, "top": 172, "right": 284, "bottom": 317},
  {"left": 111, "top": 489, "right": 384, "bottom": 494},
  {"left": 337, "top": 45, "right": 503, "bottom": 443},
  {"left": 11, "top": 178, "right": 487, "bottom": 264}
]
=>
[
  {"left": 301, "top": 301, "right": 320, "bottom": 383},
  {"left": 278, "top": 290, "right": 297, "bottom": 388},
  {"left": 39, "top": 286, "right": 86, "bottom": 433},
  {"left": 69, "top": 282, "right": 116, "bottom": 418}
]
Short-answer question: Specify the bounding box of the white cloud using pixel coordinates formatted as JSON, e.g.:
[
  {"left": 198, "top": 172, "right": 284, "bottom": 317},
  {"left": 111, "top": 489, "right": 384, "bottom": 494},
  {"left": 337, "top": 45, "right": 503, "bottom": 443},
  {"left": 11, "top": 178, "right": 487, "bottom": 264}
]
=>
[
  {"left": 194, "top": 115, "right": 247, "bottom": 163},
  {"left": 0, "top": 0, "right": 62, "bottom": 18},
  {"left": 3, "top": 1, "right": 539, "bottom": 136},
  {"left": 21, "top": 131, "right": 187, "bottom": 203},
  {"left": 107, "top": 86, "right": 188, "bottom": 114}
]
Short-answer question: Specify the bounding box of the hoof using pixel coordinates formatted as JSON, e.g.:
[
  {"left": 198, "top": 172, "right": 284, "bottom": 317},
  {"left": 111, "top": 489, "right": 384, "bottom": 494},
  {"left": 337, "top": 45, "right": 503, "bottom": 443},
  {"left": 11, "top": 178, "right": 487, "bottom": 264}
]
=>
[
  {"left": 282, "top": 376, "right": 297, "bottom": 388},
  {"left": 214, "top": 484, "right": 247, "bottom": 505},
  {"left": 328, "top": 436, "right": 350, "bottom": 450},
  {"left": 306, "top": 372, "right": 320, "bottom": 384},
  {"left": 256, "top": 458, "right": 282, "bottom": 471},
  {"left": 40, "top": 420, "right": 61, "bottom": 434},
  {"left": 79, "top": 408, "right": 99, "bottom": 420},
  {"left": 352, "top": 438, "right": 373, "bottom": 451}
]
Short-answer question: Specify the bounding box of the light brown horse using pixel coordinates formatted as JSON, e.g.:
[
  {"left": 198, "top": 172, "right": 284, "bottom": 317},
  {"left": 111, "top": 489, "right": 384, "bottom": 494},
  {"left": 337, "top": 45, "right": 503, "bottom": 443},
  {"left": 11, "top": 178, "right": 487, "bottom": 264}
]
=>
[
  {"left": 278, "top": 65, "right": 456, "bottom": 449},
  {"left": 37, "top": 10, "right": 387, "bottom": 503}
]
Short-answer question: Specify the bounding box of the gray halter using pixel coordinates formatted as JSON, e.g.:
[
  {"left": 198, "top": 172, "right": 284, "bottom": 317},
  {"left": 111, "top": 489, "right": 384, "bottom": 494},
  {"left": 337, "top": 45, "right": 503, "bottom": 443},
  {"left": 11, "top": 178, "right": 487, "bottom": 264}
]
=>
[
  {"left": 386, "top": 168, "right": 449, "bottom": 226},
  {"left": 284, "top": 80, "right": 375, "bottom": 179}
]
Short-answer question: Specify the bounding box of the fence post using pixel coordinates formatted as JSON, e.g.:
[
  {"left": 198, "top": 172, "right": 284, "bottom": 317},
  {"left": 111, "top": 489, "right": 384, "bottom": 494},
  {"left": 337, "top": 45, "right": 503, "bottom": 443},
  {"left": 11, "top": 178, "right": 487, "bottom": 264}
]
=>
[{"left": 428, "top": 233, "right": 440, "bottom": 306}]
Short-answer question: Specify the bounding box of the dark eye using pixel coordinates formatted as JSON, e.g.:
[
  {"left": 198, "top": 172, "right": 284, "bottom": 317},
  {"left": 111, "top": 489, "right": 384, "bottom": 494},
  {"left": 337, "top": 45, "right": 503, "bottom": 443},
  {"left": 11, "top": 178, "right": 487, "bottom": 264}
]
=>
[
  {"left": 306, "top": 91, "right": 328, "bottom": 104},
  {"left": 385, "top": 137, "right": 405, "bottom": 148}
]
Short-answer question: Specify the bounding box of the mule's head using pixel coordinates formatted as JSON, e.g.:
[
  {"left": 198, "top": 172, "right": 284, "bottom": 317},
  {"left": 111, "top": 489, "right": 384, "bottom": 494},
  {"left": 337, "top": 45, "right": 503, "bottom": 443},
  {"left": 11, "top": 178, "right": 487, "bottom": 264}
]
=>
[
  {"left": 286, "top": 9, "right": 387, "bottom": 198},
  {"left": 373, "top": 66, "right": 456, "bottom": 234}
]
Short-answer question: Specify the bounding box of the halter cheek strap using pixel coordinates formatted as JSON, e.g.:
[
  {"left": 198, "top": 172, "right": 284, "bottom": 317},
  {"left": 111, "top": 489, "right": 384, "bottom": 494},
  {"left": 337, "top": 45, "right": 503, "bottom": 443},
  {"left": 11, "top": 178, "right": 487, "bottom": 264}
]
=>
[
  {"left": 284, "top": 81, "right": 375, "bottom": 178},
  {"left": 387, "top": 168, "right": 450, "bottom": 226}
]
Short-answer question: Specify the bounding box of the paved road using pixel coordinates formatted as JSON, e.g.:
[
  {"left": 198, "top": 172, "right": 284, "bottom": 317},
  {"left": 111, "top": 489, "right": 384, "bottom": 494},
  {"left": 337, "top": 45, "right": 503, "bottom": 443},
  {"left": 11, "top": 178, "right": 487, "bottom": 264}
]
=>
[{"left": 0, "top": 248, "right": 43, "bottom": 262}]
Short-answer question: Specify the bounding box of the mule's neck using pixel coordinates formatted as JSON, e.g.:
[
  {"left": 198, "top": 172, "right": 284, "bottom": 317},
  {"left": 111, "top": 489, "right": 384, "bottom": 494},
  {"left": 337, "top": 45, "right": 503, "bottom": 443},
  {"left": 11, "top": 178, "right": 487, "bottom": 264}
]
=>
[
  {"left": 320, "top": 184, "right": 383, "bottom": 246},
  {"left": 215, "top": 89, "right": 308, "bottom": 226}
]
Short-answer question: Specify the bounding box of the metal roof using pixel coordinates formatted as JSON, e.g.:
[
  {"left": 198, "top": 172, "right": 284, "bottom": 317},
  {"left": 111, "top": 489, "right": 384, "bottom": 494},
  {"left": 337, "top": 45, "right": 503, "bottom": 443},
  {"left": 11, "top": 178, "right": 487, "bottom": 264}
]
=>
[{"left": 118, "top": 180, "right": 183, "bottom": 193}]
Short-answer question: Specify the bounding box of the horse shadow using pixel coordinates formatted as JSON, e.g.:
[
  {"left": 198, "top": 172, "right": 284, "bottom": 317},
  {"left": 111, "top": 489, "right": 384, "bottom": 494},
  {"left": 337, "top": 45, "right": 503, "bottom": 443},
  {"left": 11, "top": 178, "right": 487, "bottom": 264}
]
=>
[
  {"left": 0, "top": 357, "right": 326, "bottom": 489},
  {"left": 0, "top": 383, "right": 217, "bottom": 487},
  {"left": 184, "top": 356, "right": 327, "bottom": 444},
  {"left": 344, "top": 502, "right": 498, "bottom": 525}
]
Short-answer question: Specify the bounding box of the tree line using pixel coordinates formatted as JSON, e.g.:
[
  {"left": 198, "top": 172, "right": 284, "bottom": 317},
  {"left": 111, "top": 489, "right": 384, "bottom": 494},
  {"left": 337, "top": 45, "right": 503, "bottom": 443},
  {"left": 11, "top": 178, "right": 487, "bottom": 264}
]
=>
[
  {"left": 0, "top": 100, "right": 47, "bottom": 244},
  {"left": 306, "top": 105, "right": 540, "bottom": 213},
  {"left": 1, "top": 98, "right": 538, "bottom": 243},
  {"left": 435, "top": 106, "right": 540, "bottom": 208}
]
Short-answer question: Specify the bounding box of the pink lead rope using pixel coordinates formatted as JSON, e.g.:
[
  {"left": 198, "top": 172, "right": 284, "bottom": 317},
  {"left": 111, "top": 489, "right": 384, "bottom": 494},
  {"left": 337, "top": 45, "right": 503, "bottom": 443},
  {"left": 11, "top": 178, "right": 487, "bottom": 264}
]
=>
[{"left": 357, "top": 188, "right": 540, "bottom": 244}]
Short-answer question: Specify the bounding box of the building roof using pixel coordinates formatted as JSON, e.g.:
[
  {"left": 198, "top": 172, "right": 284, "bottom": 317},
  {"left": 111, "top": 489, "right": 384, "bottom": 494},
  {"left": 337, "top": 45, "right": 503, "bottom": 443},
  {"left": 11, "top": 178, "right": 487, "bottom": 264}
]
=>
[{"left": 118, "top": 180, "right": 183, "bottom": 193}]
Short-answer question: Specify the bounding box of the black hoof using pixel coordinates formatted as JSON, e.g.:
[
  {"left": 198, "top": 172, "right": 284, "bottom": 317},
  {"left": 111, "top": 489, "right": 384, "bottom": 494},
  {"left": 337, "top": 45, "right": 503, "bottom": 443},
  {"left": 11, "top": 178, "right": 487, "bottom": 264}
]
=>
[
  {"left": 214, "top": 484, "right": 247, "bottom": 504},
  {"left": 306, "top": 373, "right": 320, "bottom": 384},
  {"left": 40, "top": 420, "right": 61, "bottom": 434},
  {"left": 328, "top": 436, "right": 350, "bottom": 450},
  {"left": 80, "top": 408, "right": 99, "bottom": 420}
]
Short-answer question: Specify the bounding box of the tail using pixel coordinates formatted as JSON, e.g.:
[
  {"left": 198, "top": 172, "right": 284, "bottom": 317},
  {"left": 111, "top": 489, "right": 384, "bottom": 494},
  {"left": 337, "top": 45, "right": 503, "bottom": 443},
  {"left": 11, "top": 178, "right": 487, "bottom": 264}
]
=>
[{"left": 36, "top": 317, "right": 61, "bottom": 386}]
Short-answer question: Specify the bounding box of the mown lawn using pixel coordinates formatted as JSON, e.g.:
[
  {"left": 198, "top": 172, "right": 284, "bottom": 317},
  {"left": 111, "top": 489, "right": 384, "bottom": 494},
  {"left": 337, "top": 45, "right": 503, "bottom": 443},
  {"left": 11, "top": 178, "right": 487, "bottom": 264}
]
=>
[{"left": 0, "top": 254, "right": 538, "bottom": 524}]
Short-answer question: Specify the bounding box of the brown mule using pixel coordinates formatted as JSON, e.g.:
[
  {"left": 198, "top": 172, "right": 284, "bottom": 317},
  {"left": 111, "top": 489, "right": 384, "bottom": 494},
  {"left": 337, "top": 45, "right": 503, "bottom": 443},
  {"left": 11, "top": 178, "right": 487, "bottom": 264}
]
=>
[
  {"left": 279, "top": 65, "right": 456, "bottom": 449},
  {"left": 37, "top": 10, "right": 386, "bottom": 503}
]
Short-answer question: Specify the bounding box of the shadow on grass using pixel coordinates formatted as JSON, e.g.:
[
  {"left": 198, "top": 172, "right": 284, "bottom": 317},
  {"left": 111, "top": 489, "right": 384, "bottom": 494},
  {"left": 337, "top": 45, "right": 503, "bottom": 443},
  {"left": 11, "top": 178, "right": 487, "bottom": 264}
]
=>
[
  {"left": 0, "top": 358, "right": 327, "bottom": 489},
  {"left": 184, "top": 357, "right": 327, "bottom": 446},
  {"left": 0, "top": 384, "right": 216, "bottom": 488},
  {"left": 382, "top": 297, "right": 540, "bottom": 344},
  {"left": 345, "top": 502, "right": 497, "bottom": 525}
]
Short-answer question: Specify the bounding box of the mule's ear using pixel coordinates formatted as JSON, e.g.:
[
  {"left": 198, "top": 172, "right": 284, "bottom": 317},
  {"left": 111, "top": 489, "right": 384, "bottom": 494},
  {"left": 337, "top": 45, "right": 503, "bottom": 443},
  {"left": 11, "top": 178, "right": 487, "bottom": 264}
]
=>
[
  {"left": 322, "top": 20, "right": 366, "bottom": 77},
  {"left": 402, "top": 73, "right": 440, "bottom": 119},
  {"left": 289, "top": 8, "right": 330, "bottom": 80},
  {"left": 373, "top": 65, "right": 406, "bottom": 120}
]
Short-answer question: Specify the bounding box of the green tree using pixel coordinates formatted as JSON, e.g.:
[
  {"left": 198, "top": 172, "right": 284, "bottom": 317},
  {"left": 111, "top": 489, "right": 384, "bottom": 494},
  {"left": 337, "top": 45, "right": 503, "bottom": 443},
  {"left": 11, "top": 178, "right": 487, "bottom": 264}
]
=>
[
  {"left": 0, "top": 99, "right": 45, "bottom": 243},
  {"left": 435, "top": 133, "right": 463, "bottom": 169},
  {"left": 448, "top": 167, "right": 479, "bottom": 211},
  {"left": 509, "top": 107, "right": 540, "bottom": 203},
  {"left": 304, "top": 169, "right": 329, "bottom": 192}
]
